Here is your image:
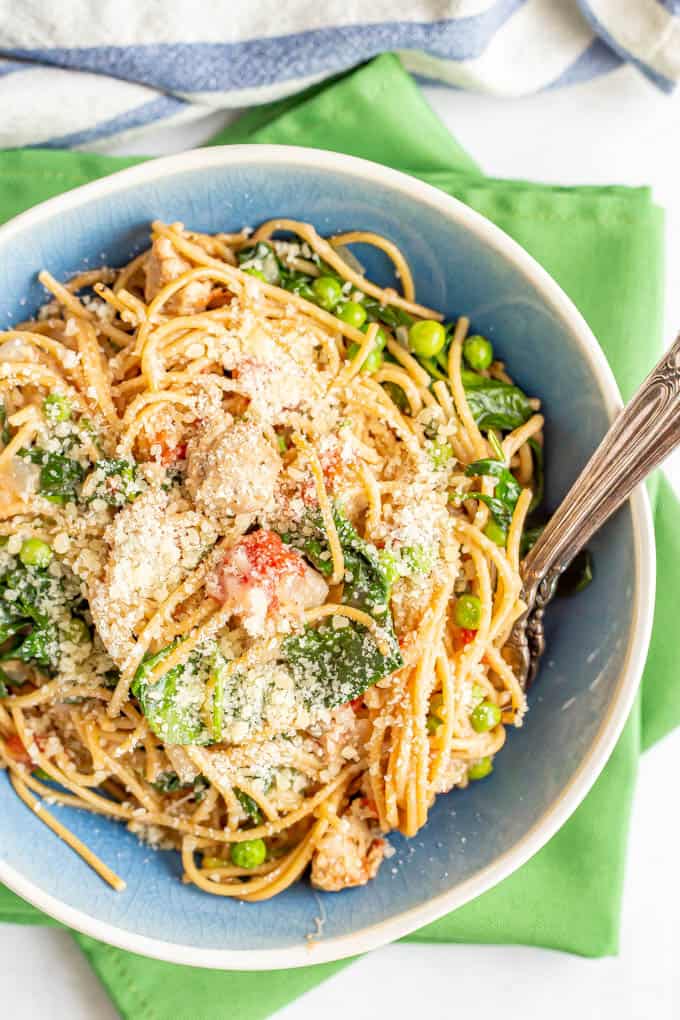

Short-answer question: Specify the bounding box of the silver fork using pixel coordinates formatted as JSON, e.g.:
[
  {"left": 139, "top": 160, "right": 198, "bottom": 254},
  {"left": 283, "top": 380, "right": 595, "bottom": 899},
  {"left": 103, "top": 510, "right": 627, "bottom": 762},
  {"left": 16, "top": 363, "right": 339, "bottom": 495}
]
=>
[{"left": 507, "top": 331, "right": 680, "bottom": 689}]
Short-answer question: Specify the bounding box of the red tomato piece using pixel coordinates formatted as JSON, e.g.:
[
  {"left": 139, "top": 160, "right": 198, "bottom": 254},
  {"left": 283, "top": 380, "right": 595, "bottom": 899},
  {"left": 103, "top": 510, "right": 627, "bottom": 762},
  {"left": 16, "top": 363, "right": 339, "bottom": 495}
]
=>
[{"left": 5, "top": 733, "right": 31, "bottom": 765}]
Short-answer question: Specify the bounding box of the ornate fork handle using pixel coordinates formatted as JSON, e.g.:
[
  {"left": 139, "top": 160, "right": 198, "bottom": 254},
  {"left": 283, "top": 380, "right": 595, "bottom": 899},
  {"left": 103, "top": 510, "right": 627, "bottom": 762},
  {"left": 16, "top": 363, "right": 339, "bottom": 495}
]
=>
[{"left": 522, "top": 330, "right": 680, "bottom": 608}]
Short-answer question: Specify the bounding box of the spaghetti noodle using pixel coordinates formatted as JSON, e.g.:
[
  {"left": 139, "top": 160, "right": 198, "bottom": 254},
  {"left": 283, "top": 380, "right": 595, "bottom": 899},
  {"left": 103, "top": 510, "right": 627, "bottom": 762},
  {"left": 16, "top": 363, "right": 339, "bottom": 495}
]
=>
[{"left": 0, "top": 219, "right": 545, "bottom": 899}]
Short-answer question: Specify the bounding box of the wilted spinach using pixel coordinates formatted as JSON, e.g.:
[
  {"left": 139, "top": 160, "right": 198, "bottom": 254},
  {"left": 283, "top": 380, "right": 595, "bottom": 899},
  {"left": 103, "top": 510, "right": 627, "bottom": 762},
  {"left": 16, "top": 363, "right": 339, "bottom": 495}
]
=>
[
  {"left": 461, "top": 372, "right": 533, "bottom": 432},
  {"left": 462, "top": 458, "right": 522, "bottom": 532},
  {"left": 18, "top": 447, "right": 85, "bottom": 505},
  {"left": 87, "top": 458, "right": 143, "bottom": 507},
  {"left": 0, "top": 564, "right": 61, "bottom": 670},
  {"left": 281, "top": 508, "right": 403, "bottom": 708},
  {"left": 131, "top": 642, "right": 212, "bottom": 746}
]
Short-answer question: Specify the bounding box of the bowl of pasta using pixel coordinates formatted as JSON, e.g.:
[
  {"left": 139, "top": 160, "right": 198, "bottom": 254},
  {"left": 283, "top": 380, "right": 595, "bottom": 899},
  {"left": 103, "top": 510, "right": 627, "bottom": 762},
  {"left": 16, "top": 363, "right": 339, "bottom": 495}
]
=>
[{"left": 0, "top": 146, "right": 654, "bottom": 968}]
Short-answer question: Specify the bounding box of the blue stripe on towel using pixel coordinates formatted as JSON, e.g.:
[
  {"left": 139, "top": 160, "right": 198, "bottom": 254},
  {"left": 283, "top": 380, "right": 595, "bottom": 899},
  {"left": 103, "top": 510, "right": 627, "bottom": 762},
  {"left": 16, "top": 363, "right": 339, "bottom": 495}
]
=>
[
  {"left": 0, "top": 3, "right": 526, "bottom": 93},
  {"left": 546, "top": 38, "right": 622, "bottom": 90},
  {"left": 0, "top": 59, "right": 30, "bottom": 78},
  {"left": 33, "top": 95, "right": 187, "bottom": 150},
  {"left": 578, "top": 1, "right": 676, "bottom": 92},
  {"left": 656, "top": 0, "right": 680, "bottom": 14}
]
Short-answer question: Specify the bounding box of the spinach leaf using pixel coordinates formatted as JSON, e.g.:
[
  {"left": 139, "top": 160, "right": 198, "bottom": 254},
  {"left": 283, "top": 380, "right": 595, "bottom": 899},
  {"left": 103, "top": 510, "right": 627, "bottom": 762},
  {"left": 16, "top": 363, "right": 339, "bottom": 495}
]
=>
[
  {"left": 235, "top": 788, "right": 263, "bottom": 824},
  {"left": 152, "top": 771, "right": 210, "bottom": 801},
  {"left": 192, "top": 775, "right": 210, "bottom": 802},
  {"left": 281, "top": 508, "right": 403, "bottom": 708},
  {"left": 464, "top": 458, "right": 522, "bottom": 532},
  {"left": 362, "top": 297, "right": 414, "bottom": 329},
  {"left": 0, "top": 564, "right": 62, "bottom": 671},
  {"left": 382, "top": 381, "right": 409, "bottom": 412},
  {"left": 0, "top": 601, "right": 27, "bottom": 645},
  {"left": 210, "top": 650, "right": 227, "bottom": 740},
  {"left": 131, "top": 642, "right": 212, "bottom": 746},
  {"left": 238, "top": 241, "right": 281, "bottom": 284},
  {"left": 87, "top": 458, "right": 143, "bottom": 507},
  {"left": 418, "top": 356, "right": 449, "bottom": 383},
  {"left": 528, "top": 439, "right": 544, "bottom": 513},
  {"left": 151, "top": 771, "right": 182, "bottom": 793},
  {"left": 0, "top": 666, "right": 21, "bottom": 698},
  {"left": 279, "top": 269, "right": 315, "bottom": 301},
  {"left": 18, "top": 447, "right": 84, "bottom": 504},
  {"left": 0, "top": 403, "right": 10, "bottom": 445},
  {"left": 1, "top": 620, "right": 58, "bottom": 668},
  {"left": 462, "top": 373, "right": 533, "bottom": 432},
  {"left": 558, "top": 549, "right": 593, "bottom": 595}
]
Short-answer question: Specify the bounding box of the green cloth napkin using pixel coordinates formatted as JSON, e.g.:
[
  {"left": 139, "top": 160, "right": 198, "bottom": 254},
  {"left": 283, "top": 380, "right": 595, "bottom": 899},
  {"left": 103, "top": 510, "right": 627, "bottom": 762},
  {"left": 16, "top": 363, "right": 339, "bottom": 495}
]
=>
[{"left": 1, "top": 53, "right": 677, "bottom": 1020}]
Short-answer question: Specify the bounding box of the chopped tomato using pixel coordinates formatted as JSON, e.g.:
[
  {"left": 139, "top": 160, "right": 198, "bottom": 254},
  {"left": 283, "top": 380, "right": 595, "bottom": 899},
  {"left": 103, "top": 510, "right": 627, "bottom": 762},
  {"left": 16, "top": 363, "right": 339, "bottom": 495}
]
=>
[
  {"left": 349, "top": 696, "right": 364, "bottom": 712},
  {"left": 206, "top": 286, "right": 233, "bottom": 309},
  {"left": 151, "top": 430, "right": 187, "bottom": 465},
  {"left": 5, "top": 734, "right": 31, "bottom": 765},
  {"left": 234, "top": 530, "right": 306, "bottom": 587},
  {"left": 321, "top": 448, "right": 341, "bottom": 490},
  {"left": 360, "top": 796, "right": 378, "bottom": 818},
  {"left": 458, "top": 628, "right": 477, "bottom": 648}
]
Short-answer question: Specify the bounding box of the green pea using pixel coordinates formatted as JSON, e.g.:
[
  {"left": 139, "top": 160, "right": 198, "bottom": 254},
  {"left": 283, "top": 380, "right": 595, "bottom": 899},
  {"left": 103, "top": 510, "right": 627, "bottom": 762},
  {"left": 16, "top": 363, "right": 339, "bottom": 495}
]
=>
[
  {"left": 243, "top": 268, "right": 267, "bottom": 282},
  {"left": 468, "top": 756, "right": 494, "bottom": 781},
  {"left": 455, "top": 593, "right": 482, "bottom": 629},
  {"left": 463, "top": 334, "right": 493, "bottom": 372},
  {"left": 470, "top": 700, "right": 501, "bottom": 733},
  {"left": 43, "top": 394, "right": 72, "bottom": 423},
  {"left": 347, "top": 342, "right": 383, "bottom": 374},
  {"left": 427, "top": 714, "right": 442, "bottom": 734},
  {"left": 312, "top": 275, "right": 343, "bottom": 310},
  {"left": 409, "top": 320, "right": 447, "bottom": 358},
  {"left": 430, "top": 439, "right": 452, "bottom": 468},
  {"left": 484, "top": 520, "right": 507, "bottom": 547},
  {"left": 361, "top": 323, "right": 388, "bottom": 349},
  {"left": 63, "top": 617, "right": 91, "bottom": 644},
  {"left": 230, "top": 838, "right": 267, "bottom": 869},
  {"left": 19, "top": 538, "right": 52, "bottom": 569},
  {"left": 336, "top": 300, "right": 367, "bottom": 329}
]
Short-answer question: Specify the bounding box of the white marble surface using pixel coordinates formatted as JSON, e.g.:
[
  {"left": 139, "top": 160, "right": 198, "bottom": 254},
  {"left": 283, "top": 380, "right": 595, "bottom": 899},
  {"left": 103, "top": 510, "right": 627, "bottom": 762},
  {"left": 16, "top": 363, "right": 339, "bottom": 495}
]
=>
[{"left": 2, "top": 63, "right": 679, "bottom": 1020}]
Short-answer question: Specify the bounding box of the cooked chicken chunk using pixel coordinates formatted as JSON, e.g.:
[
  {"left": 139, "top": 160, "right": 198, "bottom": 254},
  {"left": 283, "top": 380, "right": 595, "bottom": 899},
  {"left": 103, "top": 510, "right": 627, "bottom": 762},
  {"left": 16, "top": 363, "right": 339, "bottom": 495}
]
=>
[
  {"left": 144, "top": 236, "right": 212, "bottom": 315},
  {"left": 311, "top": 798, "right": 386, "bottom": 892},
  {"left": 185, "top": 419, "right": 281, "bottom": 522}
]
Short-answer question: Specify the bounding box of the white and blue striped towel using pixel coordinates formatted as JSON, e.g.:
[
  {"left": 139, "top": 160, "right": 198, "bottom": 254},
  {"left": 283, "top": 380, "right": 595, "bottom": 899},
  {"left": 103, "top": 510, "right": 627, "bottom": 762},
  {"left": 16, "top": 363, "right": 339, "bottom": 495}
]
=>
[{"left": 0, "top": 0, "right": 677, "bottom": 152}]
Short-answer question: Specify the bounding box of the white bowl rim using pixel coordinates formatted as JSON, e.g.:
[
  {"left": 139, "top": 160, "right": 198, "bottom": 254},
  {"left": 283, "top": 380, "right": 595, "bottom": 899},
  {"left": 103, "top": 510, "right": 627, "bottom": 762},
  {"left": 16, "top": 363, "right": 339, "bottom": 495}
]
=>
[{"left": 0, "top": 143, "right": 656, "bottom": 971}]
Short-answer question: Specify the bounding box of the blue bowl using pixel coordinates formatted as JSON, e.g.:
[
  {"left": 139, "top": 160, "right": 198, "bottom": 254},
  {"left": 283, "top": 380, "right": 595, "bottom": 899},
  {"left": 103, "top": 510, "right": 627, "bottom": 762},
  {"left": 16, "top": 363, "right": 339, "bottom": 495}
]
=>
[{"left": 0, "top": 147, "right": 654, "bottom": 969}]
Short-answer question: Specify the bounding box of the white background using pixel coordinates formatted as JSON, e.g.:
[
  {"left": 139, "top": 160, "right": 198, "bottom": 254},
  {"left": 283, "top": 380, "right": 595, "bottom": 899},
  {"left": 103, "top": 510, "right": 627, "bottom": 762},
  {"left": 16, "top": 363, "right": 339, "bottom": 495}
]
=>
[{"left": 2, "top": 64, "right": 679, "bottom": 1020}]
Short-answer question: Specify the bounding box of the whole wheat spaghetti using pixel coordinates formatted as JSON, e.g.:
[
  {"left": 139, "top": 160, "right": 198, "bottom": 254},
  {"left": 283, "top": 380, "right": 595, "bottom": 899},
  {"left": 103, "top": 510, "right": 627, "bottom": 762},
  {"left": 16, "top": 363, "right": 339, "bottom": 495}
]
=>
[{"left": 0, "top": 219, "right": 548, "bottom": 899}]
